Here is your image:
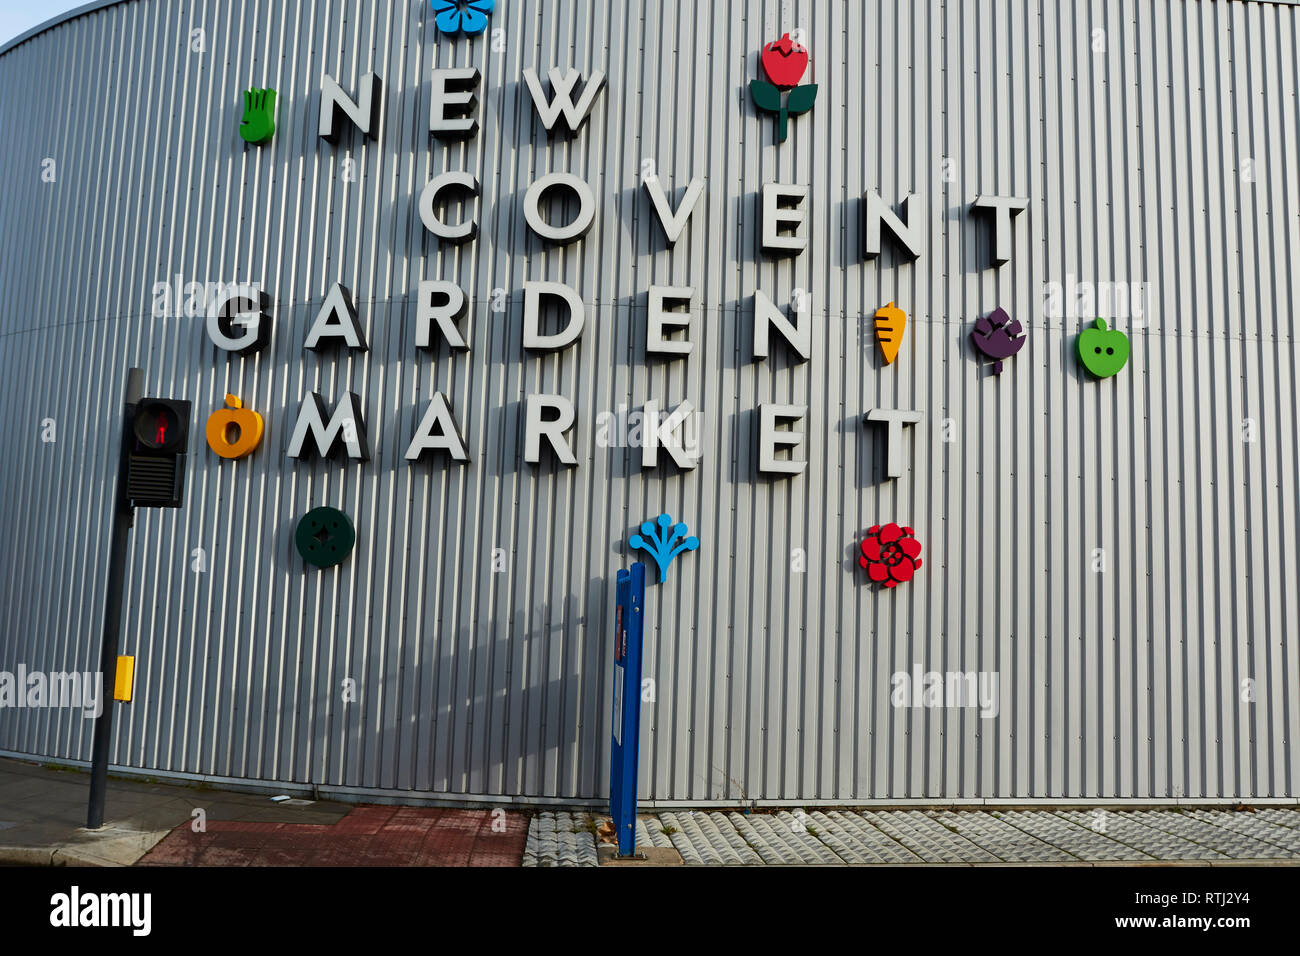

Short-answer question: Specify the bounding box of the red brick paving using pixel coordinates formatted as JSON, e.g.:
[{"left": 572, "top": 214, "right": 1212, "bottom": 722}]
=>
[{"left": 138, "top": 806, "right": 529, "bottom": 866}]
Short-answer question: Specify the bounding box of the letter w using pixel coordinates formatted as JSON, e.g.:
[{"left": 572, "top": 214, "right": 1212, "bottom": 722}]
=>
[{"left": 523, "top": 67, "right": 606, "bottom": 133}]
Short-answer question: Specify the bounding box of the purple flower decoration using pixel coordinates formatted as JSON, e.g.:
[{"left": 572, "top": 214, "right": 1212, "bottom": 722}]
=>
[{"left": 970, "top": 307, "right": 1026, "bottom": 374}]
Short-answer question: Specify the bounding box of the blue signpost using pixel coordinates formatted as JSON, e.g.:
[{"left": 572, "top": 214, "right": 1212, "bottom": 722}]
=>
[{"left": 610, "top": 562, "right": 646, "bottom": 857}]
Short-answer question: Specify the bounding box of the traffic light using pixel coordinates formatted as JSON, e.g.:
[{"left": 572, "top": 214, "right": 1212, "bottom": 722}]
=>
[{"left": 125, "top": 398, "right": 191, "bottom": 507}]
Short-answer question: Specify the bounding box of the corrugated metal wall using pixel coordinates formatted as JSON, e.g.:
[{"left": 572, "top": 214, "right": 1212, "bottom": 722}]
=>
[{"left": 1, "top": 0, "right": 1298, "bottom": 804}]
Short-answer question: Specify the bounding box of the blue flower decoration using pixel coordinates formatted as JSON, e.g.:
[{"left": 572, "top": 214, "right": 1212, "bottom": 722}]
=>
[
  {"left": 629, "top": 514, "right": 700, "bottom": 584},
  {"left": 432, "top": 0, "right": 495, "bottom": 35}
]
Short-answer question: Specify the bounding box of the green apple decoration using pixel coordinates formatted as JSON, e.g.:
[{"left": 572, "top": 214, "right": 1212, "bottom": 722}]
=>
[{"left": 1078, "top": 318, "right": 1130, "bottom": 377}]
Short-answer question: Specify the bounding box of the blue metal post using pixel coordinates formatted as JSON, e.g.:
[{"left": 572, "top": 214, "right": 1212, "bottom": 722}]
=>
[{"left": 610, "top": 562, "right": 646, "bottom": 857}]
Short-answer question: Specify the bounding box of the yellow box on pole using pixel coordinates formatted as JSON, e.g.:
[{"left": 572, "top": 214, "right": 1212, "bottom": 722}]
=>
[{"left": 113, "top": 656, "right": 135, "bottom": 702}]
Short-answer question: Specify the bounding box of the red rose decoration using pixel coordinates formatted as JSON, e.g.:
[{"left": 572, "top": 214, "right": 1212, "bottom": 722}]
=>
[
  {"left": 859, "top": 523, "right": 923, "bottom": 587},
  {"left": 760, "top": 33, "right": 809, "bottom": 88}
]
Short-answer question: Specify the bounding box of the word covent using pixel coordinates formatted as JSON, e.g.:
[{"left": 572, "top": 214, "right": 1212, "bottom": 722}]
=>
[{"left": 205, "top": 57, "right": 1027, "bottom": 476}]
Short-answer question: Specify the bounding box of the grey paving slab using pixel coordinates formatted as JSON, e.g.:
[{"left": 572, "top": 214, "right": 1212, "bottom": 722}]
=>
[
  {"left": 1255, "top": 809, "right": 1300, "bottom": 831},
  {"left": 858, "top": 810, "right": 1000, "bottom": 863},
  {"left": 1182, "top": 809, "right": 1300, "bottom": 852},
  {"left": 726, "top": 812, "right": 845, "bottom": 865},
  {"left": 635, "top": 815, "right": 675, "bottom": 849},
  {"left": 927, "top": 810, "right": 1078, "bottom": 863},
  {"left": 658, "top": 810, "right": 762, "bottom": 865},
  {"left": 1123, "top": 810, "right": 1293, "bottom": 859},
  {"left": 521, "top": 811, "right": 598, "bottom": 867},
  {"left": 988, "top": 810, "right": 1154, "bottom": 862},
  {"left": 528, "top": 807, "right": 1300, "bottom": 866},
  {"left": 806, "top": 811, "right": 924, "bottom": 864},
  {"left": 1051, "top": 810, "right": 1224, "bottom": 861}
]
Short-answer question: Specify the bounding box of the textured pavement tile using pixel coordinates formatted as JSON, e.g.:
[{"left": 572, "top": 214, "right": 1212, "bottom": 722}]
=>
[
  {"left": 132, "top": 839, "right": 213, "bottom": 866},
  {"left": 242, "top": 847, "right": 320, "bottom": 867},
  {"left": 539, "top": 808, "right": 1300, "bottom": 866},
  {"left": 1125, "top": 810, "right": 1292, "bottom": 859},
  {"left": 635, "top": 816, "right": 675, "bottom": 848},
  {"left": 1183, "top": 809, "right": 1300, "bottom": 853},
  {"left": 135, "top": 807, "right": 525, "bottom": 866},
  {"left": 418, "top": 812, "right": 527, "bottom": 866},
  {"left": 858, "top": 810, "right": 999, "bottom": 862},
  {"left": 806, "top": 811, "right": 924, "bottom": 863},
  {"left": 387, "top": 809, "right": 441, "bottom": 831},
  {"left": 927, "top": 810, "right": 1078, "bottom": 862},
  {"left": 726, "top": 812, "right": 844, "bottom": 865},
  {"left": 658, "top": 810, "right": 762, "bottom": 865},
  {"left": 1254, "top": 809, "right": 1300, "bottom": 830},
  {"left": 521, "top": 811, "right": 598, "bottom": 867},
  {"left": 988, "top": 810, "right": 1152, "bottom": 862},
  {"left": 1051, "top": 810, "right": 1219, "bottom": 860},
  {"left": 331, "top": 806, "right": 398, "bottom": 833},
  {"left": 193, "top": 847, "right": 253, "bottom": 866},
  {"left": 126, "top": 802, "right": 1300, "bottom": 867},
  {"left": 1123, "top": 806, "right": 1294, "bottom": 858}
]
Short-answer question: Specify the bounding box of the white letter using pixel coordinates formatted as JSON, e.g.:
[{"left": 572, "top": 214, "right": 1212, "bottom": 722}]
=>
[
  {"left": 761, "top": 182, "right": 809, "bottom": 254},
  {"left": 415, "top": 281, "right": 469, "bottom": 350},
  {"left": 890, "top": 673, "right": 910, "bottom": 708},
  {"left": 286, "top": 392, "right": 369, "bottom": 460},
  {"left": 643, "top": 175, "right": 703, "bottom": 244},
  {"left": 133, "top": 894, "right": 151, "bottom": 937},
  {"left": 419, "top": 171, "right": 479, "bottom": 243},
  {"left": 319, "top": 72, "right": 382, "bottom": 142},
  {"left": 523, "top": 281, "right": 584, "bottom": 351},
  {"left": 640, "top": 400, "right": 700, "bottom": 470},
  {"left": 151, "top": 280, "right": 171, "bottom": 318},
  {"left": 205, "top": 282, "right": 270, "bottom": 354},
  {"left": 304, "top": 283, "right": 367, "bottom": 351},
  {"left": 758, "top": 404, "right": 808, "bottom": 475},
  {"left": 646, "top": 286, "right": 693, "bottom": 356},
  {"left": 522, "top": 66, "right": 606, "bottom": 133},
  {"left": 971, "top": 195, "right": 1028, "bottom": 265},
  {"left": 429, "top": 67, "right": 480, "bottom": 139},
  {"left": 863, "top": 190, "right": 922, "bottom": 259},
  {"left": 83, "top": 676, "right": 101, "bottom": 719},
  {"left": 523, "top": 172, "right": 596, "bottom": 245},
  {"left": 406, "top": 393, "right": 468, "bottom": 462},
  {"left": 524, "top": 394, "right": 577, "bottom": 465},
  {"left": 753, "top": 289, "right": 809, "bottom": 360},
  {"left": 50, "top": 893, "right": 70, "bottom": 928},
  {"left": 863, "top": 408, "right": 924, "bottom": 479}
]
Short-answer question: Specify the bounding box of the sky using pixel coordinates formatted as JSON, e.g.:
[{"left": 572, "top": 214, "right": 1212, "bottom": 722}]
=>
[{"left": 0, "top": 0, "right": 87, "bottom": 47}]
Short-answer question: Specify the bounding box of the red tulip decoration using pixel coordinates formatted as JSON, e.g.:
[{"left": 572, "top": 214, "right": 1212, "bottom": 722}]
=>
[
  {"left": 750, "top": 33, "right": 818, "bottom": 143},
  {"left": 760, "top": 34, "right": 809, "bottom": 88}
]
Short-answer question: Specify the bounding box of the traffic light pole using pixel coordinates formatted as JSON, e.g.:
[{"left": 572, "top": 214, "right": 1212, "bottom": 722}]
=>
[{"left": 86, "top": 367, "right": 141, "bottom": 830}]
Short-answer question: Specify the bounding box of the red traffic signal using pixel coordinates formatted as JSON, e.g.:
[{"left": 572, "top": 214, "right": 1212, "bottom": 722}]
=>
[
  {"left": 126, "top": 398, "right": 191, "bottom": 508},
  {"left": 132, "top": 399, "right": 189, "bottom": 452}
]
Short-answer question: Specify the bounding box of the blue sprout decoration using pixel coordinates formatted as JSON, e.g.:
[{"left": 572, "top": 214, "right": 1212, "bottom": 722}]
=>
[{"left": 630, "top": 514, "right": 700, "bottom": 584}]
